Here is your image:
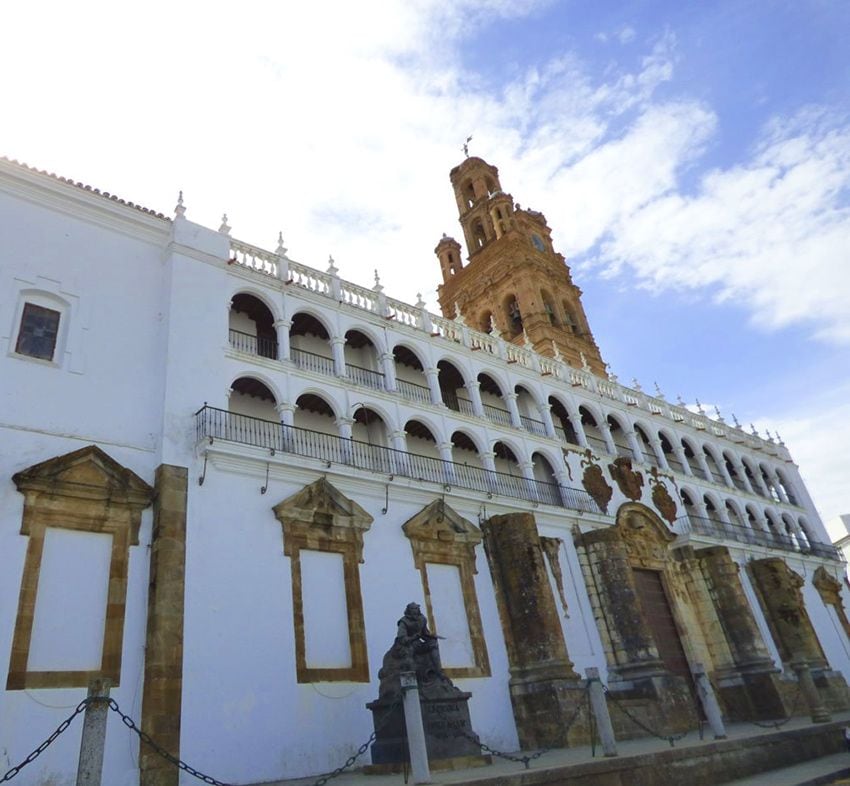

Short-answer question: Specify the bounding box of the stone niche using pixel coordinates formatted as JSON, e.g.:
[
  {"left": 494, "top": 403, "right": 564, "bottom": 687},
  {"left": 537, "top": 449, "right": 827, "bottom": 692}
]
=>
[{"left": 481, "top": 511, "right": 588, "bottom": 749}]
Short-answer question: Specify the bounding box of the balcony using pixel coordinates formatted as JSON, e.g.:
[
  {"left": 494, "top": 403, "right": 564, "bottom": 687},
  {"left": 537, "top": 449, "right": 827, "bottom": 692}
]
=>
[
  {"left": 229, "top": 328, "right": 278, "bottom": 359},
  {"left": 677, "top": 515, "right": 841, "bottom": 561},
  {"left": 195, "top": 406, "right": 602, "bottom": 515}
]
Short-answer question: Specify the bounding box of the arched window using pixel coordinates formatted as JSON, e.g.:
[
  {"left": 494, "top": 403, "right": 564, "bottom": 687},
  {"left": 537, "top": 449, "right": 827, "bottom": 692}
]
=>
[
  {"left": 229, "top": 293, "right": 277, "bottom": 359},
  {"left": 549, "top": 397, "right": 578, "bottom": 445},
  {"left": 505, "top": 296, "right": 523, "bottom": 335},
  {"left": 471, "top": 220, "right": 486, "bottom": 249}
]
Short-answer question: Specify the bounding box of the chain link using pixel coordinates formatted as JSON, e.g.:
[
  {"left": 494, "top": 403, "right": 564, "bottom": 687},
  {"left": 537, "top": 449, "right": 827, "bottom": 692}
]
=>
[
  {"left": 746, "top": 679, "right": 805, "bottom": 730},
  {"left": 455, "top": 681, "right": 589, "bottom": 769},
  {"left": 601, "top": 684, "right": 691, "bottom": 747},
  {"left": 1, "top": 699, "right": 90, "bottom": 782}
]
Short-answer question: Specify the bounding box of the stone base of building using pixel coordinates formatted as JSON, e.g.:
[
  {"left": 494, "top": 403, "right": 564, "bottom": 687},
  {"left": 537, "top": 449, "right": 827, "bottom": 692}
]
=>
[
  {"left": 363, "top": 753, "right": 491, "bottom": 775},
  {"left": 605, "top": 673, "right": 698, "bottom": 740},
  {"left": 508, "top": 675, "right": 589, "bottom": 749},
  {"left": 813, "top": 668, "right": 850, "bottom": 713},
  {"left": 714, "top": 666, "right": 787, "bottom": 721}
]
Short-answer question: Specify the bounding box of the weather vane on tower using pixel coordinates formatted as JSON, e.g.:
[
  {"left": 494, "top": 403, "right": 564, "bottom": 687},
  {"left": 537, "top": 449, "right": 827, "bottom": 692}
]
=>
[{"left": 462, "top": 135, "right": 472, "bottom": 158}]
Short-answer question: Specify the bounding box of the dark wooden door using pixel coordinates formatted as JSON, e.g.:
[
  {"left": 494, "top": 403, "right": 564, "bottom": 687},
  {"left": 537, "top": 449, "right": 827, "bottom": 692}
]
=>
[{"left": 632, "top": 568, "right": 699, "bottom": 708}]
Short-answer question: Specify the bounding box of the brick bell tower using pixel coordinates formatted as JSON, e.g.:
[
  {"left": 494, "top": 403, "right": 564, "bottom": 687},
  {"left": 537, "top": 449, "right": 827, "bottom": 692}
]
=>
[{"left": 435, "top": 156, "right": 607, "bottom": 377}]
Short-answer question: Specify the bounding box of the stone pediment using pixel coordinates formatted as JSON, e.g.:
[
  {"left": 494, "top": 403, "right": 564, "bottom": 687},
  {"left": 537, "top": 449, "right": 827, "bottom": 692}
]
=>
[
  {"left": 273, "top": 478, "right": 373, "bottom": 562},
  {"left": 273, "top": 477, "right": 373, "bottom": 531},
  {"left": 12, "top": 444, "right": 153, "bottom": 507},
  {"left": 402, "top": 499, "right": 481, "bottom": 546}
]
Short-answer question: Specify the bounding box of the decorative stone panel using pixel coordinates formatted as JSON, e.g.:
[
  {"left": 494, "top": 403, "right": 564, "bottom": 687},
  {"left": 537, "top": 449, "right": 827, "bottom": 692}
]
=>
[
  {"left": 402, "top": 499, "right": 490, "bottom": 678},
  {"left": 7, "top": 445, "right": 153, "bottom": 690},
  {"left": 273, "top": 478, "right": 373, "bottom": 682}
]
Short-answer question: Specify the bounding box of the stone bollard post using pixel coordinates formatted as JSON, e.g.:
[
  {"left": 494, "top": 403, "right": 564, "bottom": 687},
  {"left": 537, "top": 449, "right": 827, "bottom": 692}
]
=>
[
  {"left": 792, "top": 660, "right": 831, "bottom": 723},
  {"left": 691, "top": 663, "right": 727, "bottom": 739},
  {"left": 76, "top": 679, "right": 111, "bottom": 786},
  {"left": 400, "top": 671, "right": 431, "bottom": 784},
  {"left": 585, "top": 668, "right": 617, "bottom": 757}
]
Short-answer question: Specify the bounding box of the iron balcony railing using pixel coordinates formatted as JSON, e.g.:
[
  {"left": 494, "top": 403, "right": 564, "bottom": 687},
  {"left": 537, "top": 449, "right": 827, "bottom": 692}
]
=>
[
  {"left": 347, "top": 363, "right": 385, "bottom": 390},
  {"left": 677, "top": 515, "right": 841, "bottom": 561},
  {"left": 396, "top": 378, "right": 432, "bottom": 405},
  {"left": 483, "top": 403, "right": 513, "bottom": 428},
  {"left": 291, "top": 347, "right": 335, "bottom": 376},
  {"left": 229, "top": 328, "right": 278, "bottom": 359},
  {"left": 195, "top": 405, "right": 601, "bottom": 515},
  {"left": 520, "top": 414, "right": 548, "bottom": 437}
]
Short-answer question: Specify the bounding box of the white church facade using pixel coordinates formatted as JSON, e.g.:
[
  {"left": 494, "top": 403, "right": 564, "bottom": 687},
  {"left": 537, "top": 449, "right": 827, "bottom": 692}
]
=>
[{"left": 1, "top": 154, "right": 849, "bottom": 786}]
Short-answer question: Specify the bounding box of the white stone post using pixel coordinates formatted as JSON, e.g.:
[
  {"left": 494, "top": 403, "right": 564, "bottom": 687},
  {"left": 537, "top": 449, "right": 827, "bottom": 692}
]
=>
[
  {"left": 337, "top": 417, "right": 354, "bottom": 464},
  {"left": 673, "top": 443, "right": 693, "bottom": 476},
  {"left": 625, "top": 430, "right": 645, "bottom": 463},
  {"left": 400, "top": 672, "right": 431, "bottom": 784},
  {"left": 692, "top": 663, "right": 726, "bottom": 739},
  {"left": 276, "top": 403, "right": 296, "bottom": 452},
  {"left": 438, "top": 442, "right": 456, "bottom": 486},
  {"left": 568, "top": 404, "right": 589, "bottom": 449},
  {"left": 76, "top": 680, "right": 110, "bottom": 786},
  {"left": 597, "top": 420, "right": 617, "bottom": 457},
  {"left": 585, "top": 668, "right": 617, "bottom": 757}
]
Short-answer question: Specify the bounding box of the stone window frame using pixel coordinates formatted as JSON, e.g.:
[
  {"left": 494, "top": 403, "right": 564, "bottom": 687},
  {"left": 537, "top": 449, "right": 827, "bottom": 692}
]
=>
[
  {"left": 813, "top": 567, "right": 850, "bottom": 644},
  {"left": 7, "top": 287, "right": 72, "bottom": 368},
  {"left": 7, "top": 445, "right": 153, "bottom": 690},
  {"left": 402, "top": 499, "right": 490, "bottom": 679},
  {"left": 273, "top": 478, "right": 373, "bottom": 683}
]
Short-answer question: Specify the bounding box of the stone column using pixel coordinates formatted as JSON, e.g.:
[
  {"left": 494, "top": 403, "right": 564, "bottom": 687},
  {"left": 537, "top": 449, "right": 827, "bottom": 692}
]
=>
[
  {"left": 649, "top": 437, "right": 670, "bottom": 471},
  {"left": 673, "top": 443, "right": 693, "bottom": 477},
  {"left": 696, "top": 547, "right": 786, "bottom": 720},
  {"left": 732, "top": 456, "right": 755, "bottom": 494},
  {"left": 597, "top": 420, "right": 617, "bottom": 457},
  {"left": 329, "top": 336, "right": 346, "bottom": 377},
  {"left": 625, "top": 430, "right": 644, "bottom": 464},
  {"left": 579, "top": 528, "right": 662, "bottom": 679},
  {"left": 465, "top": 380, "right": 484, "bottom": 418},
  {"left": 141, "top": 465, "right": 187, "bottom": 786},
  {"left": 505, "top": 392, "right": 522, "bottom": 430},
  {"left": 438, "top": 442, "right": 456, "bottom": 485},
  {"left": 768, "top": 468, "right": 790, "bottom": 504},
  {"left": 424, "top": 367, "right": 443, "bottom": 406},
  {"left": 380, "top": 351, "right": 397, "bottom": 392},
  {"left": 276, "top": 402, "right": 295, "bottom": 427},
  {"left": 567, "top": 404, "right": 589, "bottom": 449},
  {"left": 717, "top": 455, "right": 735, "bottom": 488},
  {"left": 481, "top": 512, "right": 584, "bottom": 748},
  {"left": 274, "top": 318, "right": 292, "bottom": 362},
  {"left": 538, "top": 404, "right": 557, "bottom": 440},
  {"left": 696, "top": 450, "right": 713, "bottom": 483}
]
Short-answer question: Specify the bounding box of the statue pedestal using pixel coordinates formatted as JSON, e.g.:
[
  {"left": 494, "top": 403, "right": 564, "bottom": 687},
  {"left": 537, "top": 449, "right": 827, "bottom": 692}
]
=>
[{"left": 366, "top": 692, "right": 485, "bottom": 768}]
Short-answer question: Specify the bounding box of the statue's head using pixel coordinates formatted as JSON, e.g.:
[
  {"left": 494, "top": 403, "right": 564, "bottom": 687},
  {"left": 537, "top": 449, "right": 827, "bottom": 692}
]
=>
[{"left": 405, "top": 602, "right": 421, "bottom": 617}]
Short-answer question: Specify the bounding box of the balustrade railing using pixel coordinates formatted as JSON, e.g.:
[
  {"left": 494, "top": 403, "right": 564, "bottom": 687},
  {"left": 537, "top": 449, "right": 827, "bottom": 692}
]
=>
[
  {"left": 520, "top": 414, "right": 548, "bottom": 437},
  {"left": 229, "top": 329, "right": 278, "bottom": 360},
  {"left": 677, "top": 515, "right": 841, "bottom": 561},
  {"left": 397, "top": 378, "right": 432, "bottom": 404},
  {"left": 347, "top": 363, "right": 385, "bottom": 390},
  {"left": 195, "top": 406, "right": 601, "bottom": 514},
  {"left": 483, "top": 404, "right": 513, "bottom": 428},
  {"left": 291, "top": 347, "right": 335, "bottom": 376}
]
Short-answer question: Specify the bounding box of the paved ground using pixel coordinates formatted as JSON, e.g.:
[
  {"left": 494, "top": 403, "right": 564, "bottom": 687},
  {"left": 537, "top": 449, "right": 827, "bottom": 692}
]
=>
[{"left": 254, "top": 712, "right": 850, "bottom": 786}]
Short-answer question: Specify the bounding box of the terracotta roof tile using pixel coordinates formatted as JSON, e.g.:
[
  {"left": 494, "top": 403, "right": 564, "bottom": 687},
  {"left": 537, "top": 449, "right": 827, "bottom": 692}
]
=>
[{"left": 1, "top": 156, "right": 171, "bottom": 221}]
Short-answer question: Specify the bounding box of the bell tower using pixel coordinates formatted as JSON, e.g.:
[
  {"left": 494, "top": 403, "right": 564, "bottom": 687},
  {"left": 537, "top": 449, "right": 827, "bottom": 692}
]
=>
[{"left": 435, "top": 156, "right": 607, "bottom": 377}]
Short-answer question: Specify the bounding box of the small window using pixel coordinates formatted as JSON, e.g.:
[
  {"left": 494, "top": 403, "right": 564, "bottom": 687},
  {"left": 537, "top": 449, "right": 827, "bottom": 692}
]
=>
[
  {"left": 531, "top": 233, "right": 545, "bottom": 251},
  {"left": 15, "top": 304, "right": 61, "bottom": 361}
]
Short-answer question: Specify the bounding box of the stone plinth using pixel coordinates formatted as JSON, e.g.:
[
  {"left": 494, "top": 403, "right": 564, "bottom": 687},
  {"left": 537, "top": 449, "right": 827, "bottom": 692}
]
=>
[{"left": 367, "top": 692, "right": 482, "bottom": 767}]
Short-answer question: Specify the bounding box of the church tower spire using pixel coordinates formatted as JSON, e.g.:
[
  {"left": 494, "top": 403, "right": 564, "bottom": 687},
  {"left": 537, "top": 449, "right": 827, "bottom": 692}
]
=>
[{"left": 435, "top": 156, "right": 607, "bottom": 377}]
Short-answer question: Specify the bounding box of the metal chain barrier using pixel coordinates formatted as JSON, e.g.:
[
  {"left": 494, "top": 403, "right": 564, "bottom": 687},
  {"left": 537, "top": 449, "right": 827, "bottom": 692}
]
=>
[
  {"left": 455, "top": 680, "right": 589, "bottom": 769},
  {"left": 601, "top": 684, "right": 691, "bottom": 747},
  {"left": 1, "top": 699, "right": 90, "bottom": 782},
  {"left": 2, "top": 694, "right": 403, "bottom": 786},
  {"left": 746, "top": 680, "right": 805, "bottom": 730},
  {"left": 309, "top": 696, "right": 402, "bottom": 786}
]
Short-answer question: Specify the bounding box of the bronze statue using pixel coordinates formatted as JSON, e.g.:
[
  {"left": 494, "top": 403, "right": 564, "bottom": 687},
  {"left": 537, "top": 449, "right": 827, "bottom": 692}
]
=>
[{"left": 395, "top": 602, "right": 443, "bottom": 679}]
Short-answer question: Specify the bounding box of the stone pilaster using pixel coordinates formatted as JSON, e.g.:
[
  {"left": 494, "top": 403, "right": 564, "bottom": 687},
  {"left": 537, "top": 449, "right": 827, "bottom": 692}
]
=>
[
  {"left": 696, "top": 547, "right": 785, "bottom": 720},
  {"left": 481, "top": 513, "right": 585, "bottom": 748},
  {"left": 140, "top": 465, "right": 187, "bottom": 786}
]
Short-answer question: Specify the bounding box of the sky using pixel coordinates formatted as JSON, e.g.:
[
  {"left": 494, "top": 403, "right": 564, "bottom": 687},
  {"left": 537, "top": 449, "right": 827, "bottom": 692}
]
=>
[{"left": 3, "top": 0, "right": 849, "bottom": 524}]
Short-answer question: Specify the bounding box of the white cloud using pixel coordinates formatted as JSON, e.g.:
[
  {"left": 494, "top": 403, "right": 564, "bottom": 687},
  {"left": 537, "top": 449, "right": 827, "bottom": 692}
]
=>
[
  {"left": 589, "top": 109, "right": 850, "bottom": 343},
  {"left": 617, "top": 26, "right": 636, "bottom": 44}
]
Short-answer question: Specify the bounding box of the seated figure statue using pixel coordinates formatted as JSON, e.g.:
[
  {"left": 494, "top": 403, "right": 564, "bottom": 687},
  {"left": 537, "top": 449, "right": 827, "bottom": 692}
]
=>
[{"left": 376, "top": 602, "right": 457, "bottom": 700}]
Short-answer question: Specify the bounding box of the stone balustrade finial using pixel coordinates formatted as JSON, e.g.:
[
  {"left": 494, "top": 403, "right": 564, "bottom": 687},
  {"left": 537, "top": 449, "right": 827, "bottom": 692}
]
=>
[
  {"left": 676, "top": 395, "right": 685, "bottom": 406},
  {"left": 174, "top": 190, "right": 186, "bottom": 218},
  {"left": 750, "top": 423, "right": 759, "bottom": 437},
  {"left": 327, "top": 255, "right": 338, "bottom": 276},
  {"left": 654, "top": 381, "right": 665, "bottom": 400},
  {"left": 219, "top": 214, "right": 231, "bottom": 235},
  {"left": 276, "top": 232, "right": 288, "bottom": 257},
  {"left": 632, "top": 378, "right": 642, "bottom": 392},
  {"left": 416, "top": 293, "right": 426, "bottom": 309},
  {"left": 714, "top": 405, "right": 725, "bottom": 423},
  {"left": 454, "top": 302, "right": 465, "bottom": 324},
  {"left": 580, "top": 351, "right": 590, "bottom": 372},
  {"left": 695, "top": 398, "right": 705, "bottom": 415},
  {"left": 490, "top": 315, "right": 502, "bottom": 339},
  {"left": 373, "top": 269, "right": 383, "bottom": 292},
  {"left": 732, "top": 413, "right": 741, "bottom": 428}
]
